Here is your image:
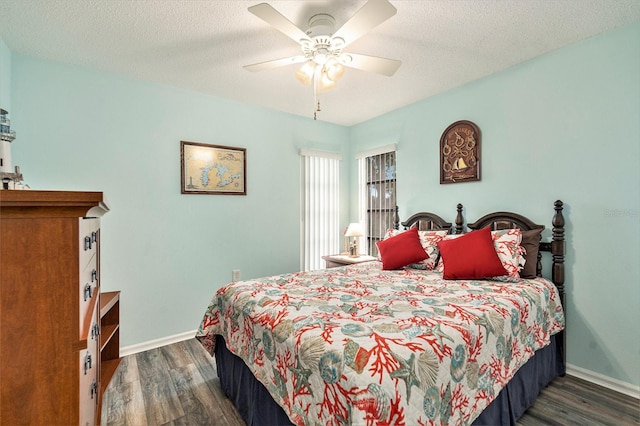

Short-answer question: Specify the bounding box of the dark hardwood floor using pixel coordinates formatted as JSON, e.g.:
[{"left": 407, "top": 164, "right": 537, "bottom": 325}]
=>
[{"left": 102, "top": 339, "right": 640, "bottom": 426}]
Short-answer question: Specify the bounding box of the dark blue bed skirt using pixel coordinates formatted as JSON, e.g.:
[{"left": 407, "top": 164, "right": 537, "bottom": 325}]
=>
[{"left": 214, "top": 334, "right": 564, "bottom": 426}]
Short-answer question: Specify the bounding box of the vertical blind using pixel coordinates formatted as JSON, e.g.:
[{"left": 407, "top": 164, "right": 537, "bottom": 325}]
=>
[
  {"left": 301, "top": 149, "right": 341, "bottom": 271},
  {"left": 357, "top": 144, "right": 397, "bottom": 257}
]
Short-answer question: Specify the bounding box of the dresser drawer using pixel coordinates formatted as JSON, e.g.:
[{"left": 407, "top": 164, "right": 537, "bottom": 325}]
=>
[
  {"left": 79, "top": 218, "right": 100, "bottom": 271},
  {"left": 79, "top": 255, "right": 98, "bottom": 333},
  {"left": 79, "top": 301, "right": 100, "bottom": 426},
  {"left": 79, "top": 218, "right": 100, "bottom": 335}
]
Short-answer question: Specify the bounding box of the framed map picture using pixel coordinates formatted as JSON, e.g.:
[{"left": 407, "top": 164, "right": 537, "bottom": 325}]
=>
[{"left": 181, "top": 141, "right": 246, "bottom": 195}]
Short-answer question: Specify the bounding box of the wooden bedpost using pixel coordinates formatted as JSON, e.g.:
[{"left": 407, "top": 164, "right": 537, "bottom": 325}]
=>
[
  {"left": 455, "top": 203, "right": 464, "bottom": 234},
  {"left": 551, "top": 200, "right": 565, "bottom": 303},
  {"left": 551, "top": 200, "right": 566, "bottom": 366}
]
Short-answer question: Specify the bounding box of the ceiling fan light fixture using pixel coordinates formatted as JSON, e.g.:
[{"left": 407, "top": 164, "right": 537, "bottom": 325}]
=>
[
  {"left": 295, "top": 60, "right": 315, "bottom": 86},
  {"left": 306, "top": 14, "right": 336, "bottom": 38},
  {"left": 317, "top": 68, "right": 337, "bottom": 92},
  {"left": 325, "top": 61, "right": 344, "bottom": 82},
  {"left": 313, "top": 50, "right": 329, "bottom": 65}
]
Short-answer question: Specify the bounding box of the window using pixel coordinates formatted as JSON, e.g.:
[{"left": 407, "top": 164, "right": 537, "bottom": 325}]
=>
[
  {"left": 300, "top": 149, "right": 341, "bottom": 271},
  {"left": 357, "top": 145, "right": 397, "bottom": 257}
]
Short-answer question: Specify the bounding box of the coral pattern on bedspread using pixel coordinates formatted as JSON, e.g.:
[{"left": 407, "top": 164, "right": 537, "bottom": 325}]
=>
[{"left": 196, "top": 262, "right": 564, "bottom": 426}]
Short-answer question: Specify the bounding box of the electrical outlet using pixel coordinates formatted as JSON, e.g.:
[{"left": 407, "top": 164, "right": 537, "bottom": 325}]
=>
[{"left": 232, "top": 269, "right": 240, "bottom": 282}]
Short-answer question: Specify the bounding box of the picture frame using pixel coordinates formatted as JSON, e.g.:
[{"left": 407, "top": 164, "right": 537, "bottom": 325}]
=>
[
  {"left": 180, "top": 141, "right": 246, "bottom": 195},
  {"left": 439, "top": 120, "right": 481, "bottom": 184}
]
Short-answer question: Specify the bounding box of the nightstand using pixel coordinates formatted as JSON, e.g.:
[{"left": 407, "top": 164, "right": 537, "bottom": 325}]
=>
[{"left": 322, "top": 254, "right": 378, "bottom": 268}]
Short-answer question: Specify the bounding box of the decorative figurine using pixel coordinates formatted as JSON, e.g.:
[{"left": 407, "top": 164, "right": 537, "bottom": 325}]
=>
[{"left": 0, "top": 109, "right": 25, "bottom": 189}]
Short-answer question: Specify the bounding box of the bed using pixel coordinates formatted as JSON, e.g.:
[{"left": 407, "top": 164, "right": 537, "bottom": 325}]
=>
[{"left": 196, "top": 201, "right": 566, "bottom": 425}]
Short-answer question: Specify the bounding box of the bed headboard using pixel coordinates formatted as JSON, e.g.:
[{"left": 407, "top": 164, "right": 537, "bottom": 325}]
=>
[
  {"left": 394, "top": 203, "right": 465, "bottom": 233},
  {"left": 400, "top": 211, "right": 453, "bottom": 232},
  {"left": 466, "top": 200, "right": 565, "bottom": 293}
]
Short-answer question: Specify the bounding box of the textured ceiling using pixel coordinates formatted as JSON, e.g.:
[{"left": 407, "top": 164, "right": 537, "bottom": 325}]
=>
[{"left": 1, "top": 1, "right": 639, "bottom": 126}]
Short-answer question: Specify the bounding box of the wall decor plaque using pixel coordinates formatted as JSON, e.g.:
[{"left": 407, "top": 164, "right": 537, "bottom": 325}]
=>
[{"left": 440, "top": 120, "right": 480, "bottom": 184}]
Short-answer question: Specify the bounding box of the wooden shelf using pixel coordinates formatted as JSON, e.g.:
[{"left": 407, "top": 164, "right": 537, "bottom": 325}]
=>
[
  {"left": 100, "top": 359, "right": 121, "bottom": 395},
  {"left": 100, "top": 324, "right": 118, "bottom": 352},
  {"left": 98, "top": 291, "right": 121, "bottom": 425},
  {"left": 100, "top": 291, "right": 120, "bottom": 315},
  {"left": 99, "top": 291, "right": 120, "bottom": 364}
]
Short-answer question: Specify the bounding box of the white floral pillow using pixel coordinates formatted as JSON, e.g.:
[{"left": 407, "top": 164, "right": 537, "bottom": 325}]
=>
[
  {"left": 383, "top": 228, "right": 449, "bottom": 270},
  {"left": 491, "top": 228, "right": 525, "bottom": 279}
]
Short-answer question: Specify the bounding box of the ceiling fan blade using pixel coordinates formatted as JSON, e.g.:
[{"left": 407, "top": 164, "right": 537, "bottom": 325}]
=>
[
  {"left": 332, "top": 0, "right": 397, "bottom": 47},
  {"left": 248, "top": 3, "right": 310, "bottom": 44},
  {"left": 342, "top": 53, "right": 401, "bottom": 76},
  {"left": 244, "top": 56, "right": 307, "bottom": 72}
]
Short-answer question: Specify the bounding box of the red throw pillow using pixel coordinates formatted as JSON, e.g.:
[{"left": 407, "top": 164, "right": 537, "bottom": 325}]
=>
[
  {"left": 376, "top": 227, "right": 428, "bottom": 270},
  {"left": 437, "top": 227, "right": 508, "bottom": 279}
]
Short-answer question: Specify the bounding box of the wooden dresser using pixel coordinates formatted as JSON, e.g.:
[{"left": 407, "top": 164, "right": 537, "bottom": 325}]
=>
[{"left": 0, "top": 190, "right": 120, "bottom": 426}]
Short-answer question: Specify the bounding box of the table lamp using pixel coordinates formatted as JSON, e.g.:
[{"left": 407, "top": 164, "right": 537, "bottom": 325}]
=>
[{"left": 345, "top": 222, "right": 364, "bottom": 257}]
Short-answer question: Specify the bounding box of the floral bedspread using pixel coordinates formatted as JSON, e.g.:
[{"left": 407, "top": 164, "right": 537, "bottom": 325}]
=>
[{"left": 196, "top": 262, "right": 564, "bottom": 426}]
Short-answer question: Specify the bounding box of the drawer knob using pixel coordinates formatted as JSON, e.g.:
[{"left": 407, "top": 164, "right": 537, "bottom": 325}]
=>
[
  {"left": 91, "top": 323, "right": 100, "bottom": 340},
  {"left": 84, "top": 351, "right": 92, "bottom": 374},
  {"left": 90, "top": 380, "right": 98, "bottom": 399},
  {"left": 83, "top": 283, "right": 93, "bottom": 301}
]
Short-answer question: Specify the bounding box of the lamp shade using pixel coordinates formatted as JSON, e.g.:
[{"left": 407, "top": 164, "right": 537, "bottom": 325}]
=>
[
  {"left": 295, "top": 60, "right": 315, "bottom": 86},
  {"left": 325, "top": 60, "right": 344, "bottom": 82},
  {"left": 317, "top": 68, "right": 337, "bottom": 92},
  {"left": 345, "top": 222, "right": 364, "bottom": 237}
]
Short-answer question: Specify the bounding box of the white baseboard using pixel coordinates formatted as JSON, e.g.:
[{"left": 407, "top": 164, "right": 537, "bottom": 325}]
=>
[
  {"left": 566, "top": 363, "right": 640, "bottom": 399},
  {"left": 119, "top": 329, "right": 197, "bottom": 357}
]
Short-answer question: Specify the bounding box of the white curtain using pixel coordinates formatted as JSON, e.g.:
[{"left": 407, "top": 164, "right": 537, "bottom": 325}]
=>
[
  {"left": 357, "top": 157, "right": 368, "bottom": 254},
  {"left": 301, "top": 149, "right": 341, "bottom": 271}
]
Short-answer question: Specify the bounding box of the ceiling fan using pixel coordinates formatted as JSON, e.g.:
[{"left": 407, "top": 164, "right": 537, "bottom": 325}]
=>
[{"left": 244, "top": 0, "right": 401, "bottom": 118}]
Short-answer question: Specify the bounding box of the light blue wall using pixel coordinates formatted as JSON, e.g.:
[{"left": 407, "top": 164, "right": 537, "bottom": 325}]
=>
[
  {"left": 9, "top": 53, "right": 350, "bottom": 346},
  {"left": 0, "top": 38, "right": 10, "bottom": 109},
  {"left": 3, "top": 21, "right": 639, "bottom": 388},
  {"left": 349, "top": 23, "right": 640, "bottom": 387}
]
